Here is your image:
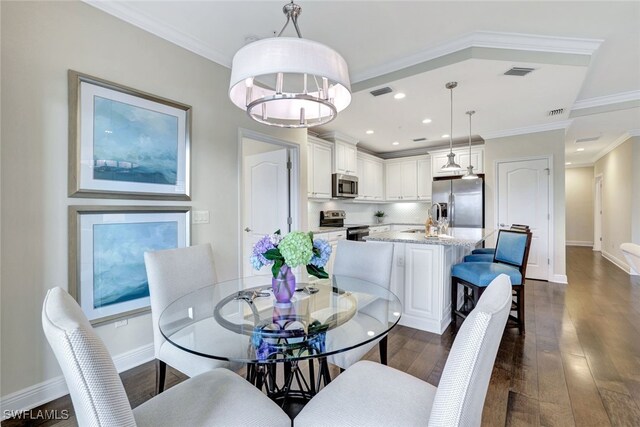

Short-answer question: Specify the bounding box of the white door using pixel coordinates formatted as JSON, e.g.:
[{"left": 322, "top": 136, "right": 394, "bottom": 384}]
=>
[
  {"left": 593, "top": 175, "right": 603, "bottom": 251},
  {"left": 497, "top": 158, "right": 550, "bottom": 280},
  {"left": 243, "top": 149, "right": 289, "bottom": 277}
]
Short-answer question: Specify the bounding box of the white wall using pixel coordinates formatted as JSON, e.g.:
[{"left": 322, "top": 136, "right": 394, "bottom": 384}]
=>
[
  {"left": 594, "top": 137, "right": 639, "bottom": 271},
  {"left": 484, "top": 129, "right": 567, "bottom": 282},
  {"left": 632, "top": 137, "right": 640, "bottom": 245},
  {"left": 565, "top": 167, "right": 594, "bottom": 246},
  {"left": 0, "top": 0, "right": 307, "bottom": 405}
]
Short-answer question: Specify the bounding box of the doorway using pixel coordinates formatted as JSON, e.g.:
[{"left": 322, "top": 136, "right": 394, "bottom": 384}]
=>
[
  {"left": 239, "top": 130, "right": 299, "bottom": 278},
  {"left": 496, "top": 157, "right": 551, "bottom": 281},
  {"left": 593, "top": 174, "right": 603, "bottom": 252}
]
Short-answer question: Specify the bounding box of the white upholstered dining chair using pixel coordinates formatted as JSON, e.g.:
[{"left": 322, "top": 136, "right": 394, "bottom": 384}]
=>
[
  {"left": 295, "top": 274, "right": 512, "bottom": 427},
  {"left": 144, "top": 244, "right": 231, "bottom": 393},
  {"left": 327, "top": 240, "right": 395, "bottom": 370},
  {"left": 42, "top": 287, "right": 290, "bottom": 427}
]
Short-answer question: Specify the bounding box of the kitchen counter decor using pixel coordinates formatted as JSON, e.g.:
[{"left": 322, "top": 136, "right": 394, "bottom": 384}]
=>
[{"left": 250, "top": 230, "right": 331, "bottom": 303}]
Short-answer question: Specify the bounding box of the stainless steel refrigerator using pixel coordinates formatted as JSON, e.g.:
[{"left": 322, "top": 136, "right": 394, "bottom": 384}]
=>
[{"left": 432, "top": 176, "right": 485, "bottom": 228}]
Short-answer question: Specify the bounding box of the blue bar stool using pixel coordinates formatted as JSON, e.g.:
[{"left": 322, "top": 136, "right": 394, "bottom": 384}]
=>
[
  {"left": 470, "top": 224, "right": 530, "bottom": 256},
  {"left": 451, "top": 229, "right": 532, "bottom": 334}
]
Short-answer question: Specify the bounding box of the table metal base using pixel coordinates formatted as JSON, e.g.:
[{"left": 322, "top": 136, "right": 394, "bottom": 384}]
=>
[{"left": 246, "top": 357, "right": 332, "bottom": 407}]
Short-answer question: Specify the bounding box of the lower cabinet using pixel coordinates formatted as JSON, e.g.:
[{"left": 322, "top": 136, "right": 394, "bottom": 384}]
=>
[
  {"left": 390, "top": 242, "right": 471, "bottom": 334},
  {"left": 315, "top": 230, "right": 346, "bottom": 277}
]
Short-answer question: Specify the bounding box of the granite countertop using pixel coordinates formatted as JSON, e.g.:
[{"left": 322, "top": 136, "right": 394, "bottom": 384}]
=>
[
  {"left": 309, "top": 223, "right": 423, "bottom": 234},
  {"left": 364, "top": 227, "right": 495, "bottom": 247},
  {"left": 309, "top": 226, "right": 347, "bottom": 234}
]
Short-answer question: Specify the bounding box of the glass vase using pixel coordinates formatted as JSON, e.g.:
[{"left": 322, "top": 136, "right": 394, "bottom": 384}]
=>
[{"left": 272, "top": 265, "right": 296, "bottom": 303}]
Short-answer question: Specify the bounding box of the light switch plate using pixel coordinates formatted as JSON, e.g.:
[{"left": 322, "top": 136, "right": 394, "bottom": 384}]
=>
[{"left": 192, "top": 210, "right": 210, "bottom": 224}]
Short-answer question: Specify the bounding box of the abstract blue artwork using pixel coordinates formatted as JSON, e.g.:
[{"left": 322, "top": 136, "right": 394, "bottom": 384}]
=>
[
  {"left": 92, "top": 221, "right": 178, "bottom": 309},
  {"left": 70, "top": 71, "right": 191, "bottom": 200},
  {"left": 93, "top": 96, "right": 178, "bottom": 185}
]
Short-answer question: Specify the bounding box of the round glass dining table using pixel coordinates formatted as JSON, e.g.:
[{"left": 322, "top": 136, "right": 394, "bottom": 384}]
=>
[{"left": 159, "top": 274, "right": 402, "bottom": 403}]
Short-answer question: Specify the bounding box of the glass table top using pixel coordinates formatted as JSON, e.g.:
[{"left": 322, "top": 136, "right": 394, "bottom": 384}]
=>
[{"left": 159, "top": 275, "right": 402, "bottom": 364}]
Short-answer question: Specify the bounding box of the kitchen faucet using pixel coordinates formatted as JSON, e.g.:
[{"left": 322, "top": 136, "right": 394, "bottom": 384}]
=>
[{"left": 431, "top": 203, "right": 442, "bottom": 223}]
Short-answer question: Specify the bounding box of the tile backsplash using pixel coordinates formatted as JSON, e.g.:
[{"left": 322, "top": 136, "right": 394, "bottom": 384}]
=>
[{"left": 308, "top": 200, "right": 431, "bottom": 226}]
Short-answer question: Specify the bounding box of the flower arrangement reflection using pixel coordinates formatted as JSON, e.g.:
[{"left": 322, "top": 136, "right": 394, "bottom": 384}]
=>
[{"left": 250, "top": 230, "right": 331, "bottom": 279}]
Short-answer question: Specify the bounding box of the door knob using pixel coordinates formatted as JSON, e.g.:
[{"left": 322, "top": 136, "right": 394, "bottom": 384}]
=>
[
  {"left": 244, "top": 227, "right": 252, "bottom": 232},
  {"left": 499, "top": 223, "right": 507, "bottom": 227}
]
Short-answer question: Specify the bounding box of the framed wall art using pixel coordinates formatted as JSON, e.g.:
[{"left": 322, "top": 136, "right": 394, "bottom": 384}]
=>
[
  {"left": 68, "top": 70, "right": 191, "bottom": 200},
  {"left": 69, "top": 206, "right": 191, "bottom": 325}
]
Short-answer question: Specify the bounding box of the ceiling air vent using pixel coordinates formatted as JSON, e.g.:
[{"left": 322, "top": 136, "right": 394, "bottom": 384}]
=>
[
  {"left": 412, "top": 137, "right": 427, "bottom": 142},
  {"left": 575, "top": 136, "right": 600, "bottom": 144},
  {"left": 370, "top": 87, "right": 393, "bottom": 97},
  {"left": 504, "top": 67, "right": 535, "bottom": 76},
  {"left": 548, "top": 108, "right": 564, "bottom": 116}
]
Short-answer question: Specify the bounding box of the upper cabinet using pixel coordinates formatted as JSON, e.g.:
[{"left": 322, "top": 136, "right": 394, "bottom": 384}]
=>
[
  {"left": 431, "top": 147, "right": 484, "bottom": 177},
  {"left": 385, "top": 155, "right": 431, "bottom": 201},
  {"left": 319, "top": 131, "right": 358, "bottom": 176},
  {"left": 356, "top": 152, "right": 384, "bottom": 201},
  {"left": 307, "top": 136, "right": 332, "bottom": 199},
  {"left": 417, "top": 158, "right": 432, "bottom": 200}
]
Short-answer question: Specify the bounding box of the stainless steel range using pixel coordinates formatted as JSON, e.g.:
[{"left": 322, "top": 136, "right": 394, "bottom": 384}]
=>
[{"left": 319, "top": 210, "right": 369, "bottom": 241}]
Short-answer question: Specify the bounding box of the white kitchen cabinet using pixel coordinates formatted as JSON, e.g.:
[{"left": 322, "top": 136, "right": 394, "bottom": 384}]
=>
[
  {"left": 431, "top": 147, "right": 484, "bottom": 177},
  {"left": 356, "top": 152, "right": 385, "bottom": 201},
  {"left": 307, "top": 138, "right": 332, "bottom": 199},
  {"left": 334, "top": 141, "right": 357, "bottom": 175},
  {"left": 385, "top": 155, "right": 429, "bottom": 201},
  {"left": 385, "top": 242, "right": 471, "bottom": 334},
  {"left": 318, "top": 131, "right": 359, "bottom": 176},
  {"left": 324, "top": 230, "right": 347, "bottom": 276},
  {"left": 417, "top": 157, "right": 432, "bottom": 200}
]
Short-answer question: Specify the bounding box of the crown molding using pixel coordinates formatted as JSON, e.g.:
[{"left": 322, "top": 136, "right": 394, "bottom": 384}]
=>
[
  {"left": 572, "top": 90, "right": 640, "bottom": 110},
  {"left": 84, "top": 1, "right": 231, "bottom": 67},
  {"left": 565, "top": 162, "right": 594, "bottom": 169},
  {"left": 483, "top": 120, "right": 572, "bottom": 140},
  {"left": 351, "top": 31, "right": 602, "bottom": 83},
  {"left": 81, "top": 3, "right": 603, "bottom": 83},
  {"left": 591, "top": 129, "right": 640, "bottom": 163},
  {"left": 317, "top": 131, "right": 359, "bottom": 145}
]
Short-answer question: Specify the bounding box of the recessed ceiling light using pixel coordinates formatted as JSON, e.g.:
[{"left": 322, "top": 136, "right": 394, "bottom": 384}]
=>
[
  {"left": 576, "top": 148, "right": 585, "bottom": 152},
  {"left": 565, "top": 162, "right": 572, "bottom": 165},
  {"left": 392, "top": 141, "right": 399, "bottom": 146},
  {"left": 441, "top": 134, "right": 450, "bottom": 138},
  {"left": 394, "top": 93, "right": 406, "bottom": 100},
  {"left": 365, "top": 130, "right": 374, "bottom": 135},
  {"left": 422, "top": 118, "right": 432, "bottom": 124}
]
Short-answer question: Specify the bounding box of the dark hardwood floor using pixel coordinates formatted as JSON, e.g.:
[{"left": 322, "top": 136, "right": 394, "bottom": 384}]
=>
[{"left": 4, "top": 247, "right": 640, "bottom": 426}]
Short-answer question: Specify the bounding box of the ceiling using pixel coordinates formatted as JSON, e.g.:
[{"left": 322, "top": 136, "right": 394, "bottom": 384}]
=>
[{"left": 87, "top": 1, "right": 640, "bottom": 165}]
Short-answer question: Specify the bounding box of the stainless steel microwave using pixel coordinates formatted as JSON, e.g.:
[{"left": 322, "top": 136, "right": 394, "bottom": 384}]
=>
[{"left": 332, "top": 173, "right": 358, "bottom": 198}]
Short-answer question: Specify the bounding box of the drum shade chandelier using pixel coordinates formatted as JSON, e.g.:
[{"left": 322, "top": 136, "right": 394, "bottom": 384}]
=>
[
  {"left": 441, "top": 82, "right": 462, "bottom": 171},
  {"left": 462, "top": 110, "right": 479, "bottom": 180},
  {"left": 229, "top": 1, "right": 351, "bottom": 128}
]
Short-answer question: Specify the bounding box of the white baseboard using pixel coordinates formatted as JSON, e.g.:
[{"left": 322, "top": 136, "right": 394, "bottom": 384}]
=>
[
  {"left": 566, "top": 240, "right": 593, "bottom": 247},
  {"left": 551, "top": 274, "right": 569, "bottom": 284},
  {"left": 602, "top": 250, "right": 631, "bottom": 274},
  {"left": 112, "top": 342, "right": 155, "bottom": 373},
  {"left": 1, "top": 343, "right": 154, "bottom": 419}
]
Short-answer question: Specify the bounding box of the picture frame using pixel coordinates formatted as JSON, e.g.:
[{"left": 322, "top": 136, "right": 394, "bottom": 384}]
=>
[
  {"left": 68, "top": 70, "right": 191, "bottom": 200},
  {"left": 69, "top": 206, "right": 191, "bottom": 325}
]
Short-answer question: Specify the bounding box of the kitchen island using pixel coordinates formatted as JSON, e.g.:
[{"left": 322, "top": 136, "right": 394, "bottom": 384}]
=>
[{"left": 365, "top": 227, "right": 495, "bottom": 334}]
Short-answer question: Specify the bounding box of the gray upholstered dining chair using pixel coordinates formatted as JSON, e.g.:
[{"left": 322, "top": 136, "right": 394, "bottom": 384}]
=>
[
  {"left": 144, "top": 244, "right": 232, "bottom": 393},
  {"left": 326, "top": 240, "right": 394, "bottom": 370},
  {"left": 295, "top": 273, "right": 512, "bottom": 427},
  {"left": 42, "top": 287, "right": 290, "bottom": 427}
]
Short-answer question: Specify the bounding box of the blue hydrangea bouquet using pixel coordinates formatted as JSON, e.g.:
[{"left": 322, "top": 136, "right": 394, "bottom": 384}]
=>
[{"left": 250, "top": 230, "right": 332, "bottom": 279}]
